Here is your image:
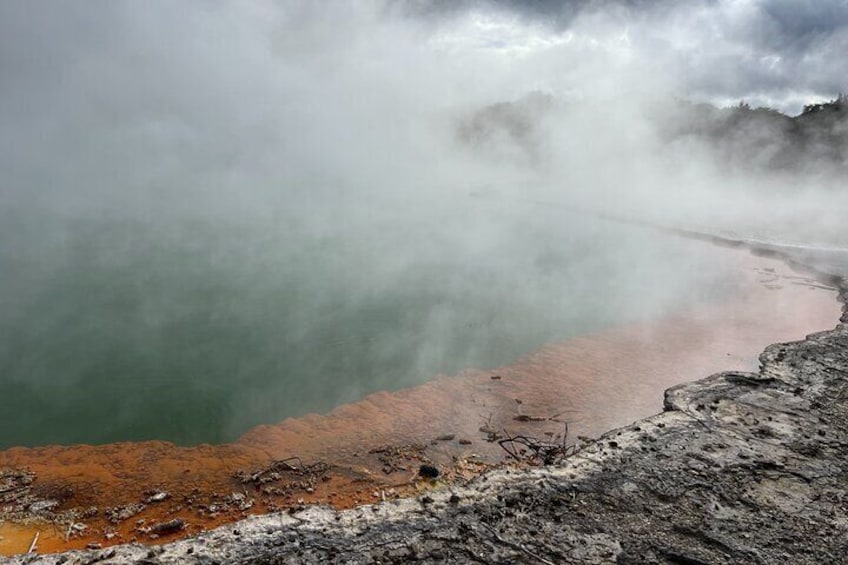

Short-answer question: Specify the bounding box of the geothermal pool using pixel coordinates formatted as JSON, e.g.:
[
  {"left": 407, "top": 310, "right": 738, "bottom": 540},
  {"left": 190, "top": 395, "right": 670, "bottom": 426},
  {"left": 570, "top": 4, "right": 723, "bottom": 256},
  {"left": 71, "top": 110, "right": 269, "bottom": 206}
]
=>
[
  {"left": 0, "top": 208, "right": 840, "bottom": 555},
  {"left": 0, "top": 219, "right": 842, "bottom": 555},
  {"left": 0, "top": 198, "right": 751, "bottom": 449}
]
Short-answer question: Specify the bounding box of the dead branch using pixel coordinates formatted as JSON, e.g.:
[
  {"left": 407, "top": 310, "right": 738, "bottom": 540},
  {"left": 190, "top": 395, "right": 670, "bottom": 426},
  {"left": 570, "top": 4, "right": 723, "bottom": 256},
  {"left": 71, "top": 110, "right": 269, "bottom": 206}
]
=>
[{"left": 497, "top": 423, "right": 582, "bottom": 465}]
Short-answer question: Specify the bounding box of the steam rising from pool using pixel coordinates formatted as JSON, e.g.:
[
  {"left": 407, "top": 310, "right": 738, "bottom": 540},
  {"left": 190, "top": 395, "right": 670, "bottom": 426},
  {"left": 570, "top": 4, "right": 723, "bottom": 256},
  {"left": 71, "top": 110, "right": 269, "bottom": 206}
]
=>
[{"left": 0, "top": 1, "right": 845, "bottom": 448}]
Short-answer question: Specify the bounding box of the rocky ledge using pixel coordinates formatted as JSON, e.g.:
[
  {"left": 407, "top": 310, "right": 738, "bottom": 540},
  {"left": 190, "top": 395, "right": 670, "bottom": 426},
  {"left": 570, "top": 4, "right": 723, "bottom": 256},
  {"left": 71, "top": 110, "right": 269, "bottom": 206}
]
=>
[{"left": 5, "top": 248, "right": 848, "bottom": 565}]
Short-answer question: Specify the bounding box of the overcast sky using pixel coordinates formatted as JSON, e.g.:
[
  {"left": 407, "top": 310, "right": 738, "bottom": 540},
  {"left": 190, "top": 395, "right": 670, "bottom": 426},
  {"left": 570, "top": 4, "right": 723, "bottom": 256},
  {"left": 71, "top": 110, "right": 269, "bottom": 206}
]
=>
[
  {"left": 1, "top": 1, "right": 846, "bottom": 119},
  {"left": 409, "top": 0, "right": 848, "bottom": 111},
  {"left": 0, "top": 0, "right": 846, "bottom": 216}
]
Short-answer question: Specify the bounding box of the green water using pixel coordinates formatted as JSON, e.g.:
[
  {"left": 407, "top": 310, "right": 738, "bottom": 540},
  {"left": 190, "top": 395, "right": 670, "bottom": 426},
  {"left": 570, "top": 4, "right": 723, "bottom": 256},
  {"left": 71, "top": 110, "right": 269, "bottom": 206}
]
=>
[{"left": 0, "top": 195, "right": 740, "bottom": 448}]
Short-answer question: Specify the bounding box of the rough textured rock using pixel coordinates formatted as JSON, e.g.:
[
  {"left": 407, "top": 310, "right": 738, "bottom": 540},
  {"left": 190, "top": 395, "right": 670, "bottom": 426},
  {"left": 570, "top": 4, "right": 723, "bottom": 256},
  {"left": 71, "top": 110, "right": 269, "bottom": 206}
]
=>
[{"left": 4, "top": 245, "right": 848, "bottom": 565}]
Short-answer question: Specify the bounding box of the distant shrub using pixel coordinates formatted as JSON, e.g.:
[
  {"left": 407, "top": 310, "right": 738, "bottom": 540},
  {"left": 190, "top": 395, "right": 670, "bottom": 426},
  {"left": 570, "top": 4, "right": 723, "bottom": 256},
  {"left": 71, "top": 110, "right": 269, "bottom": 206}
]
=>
[{"left": 802, "top": 93, "right": 846, "bottom": 115}]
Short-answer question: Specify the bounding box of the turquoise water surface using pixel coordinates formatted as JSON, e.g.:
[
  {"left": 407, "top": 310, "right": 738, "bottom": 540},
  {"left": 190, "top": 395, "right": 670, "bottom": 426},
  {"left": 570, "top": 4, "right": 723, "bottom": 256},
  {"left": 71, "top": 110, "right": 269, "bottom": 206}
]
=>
[{"left": 0, "top": 193, "right": 741, "bottom": 448}]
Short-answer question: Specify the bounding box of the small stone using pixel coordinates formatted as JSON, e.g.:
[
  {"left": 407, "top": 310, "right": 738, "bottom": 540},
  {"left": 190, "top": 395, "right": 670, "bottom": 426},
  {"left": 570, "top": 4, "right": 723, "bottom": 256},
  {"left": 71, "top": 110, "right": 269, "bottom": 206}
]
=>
[
  {"left": 28, "top": 500, "right": 59, "bottom": 513},
  {"left": 418, "top": 465, "right": 440, "bottom": 479},
  {"left": 147, "top": 492, "right": 170, "bottom": 503},
  {"left": 149, "top": 518, "right": 186, "bottom": 536}
]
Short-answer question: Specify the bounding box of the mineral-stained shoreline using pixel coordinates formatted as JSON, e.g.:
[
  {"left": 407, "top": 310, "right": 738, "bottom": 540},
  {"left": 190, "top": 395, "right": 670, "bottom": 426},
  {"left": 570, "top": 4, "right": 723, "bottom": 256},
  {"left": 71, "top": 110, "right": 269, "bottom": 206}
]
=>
[{"left": 3, "top": 244, "right": 847, "bottom": 564}]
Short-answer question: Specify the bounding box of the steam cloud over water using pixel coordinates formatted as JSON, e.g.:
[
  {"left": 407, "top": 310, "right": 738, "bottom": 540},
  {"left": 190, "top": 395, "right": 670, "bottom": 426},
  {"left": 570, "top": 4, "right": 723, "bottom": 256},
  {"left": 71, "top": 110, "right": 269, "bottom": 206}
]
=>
[{"left": 0, "top": 1, "right": 846, "bottom": 447}]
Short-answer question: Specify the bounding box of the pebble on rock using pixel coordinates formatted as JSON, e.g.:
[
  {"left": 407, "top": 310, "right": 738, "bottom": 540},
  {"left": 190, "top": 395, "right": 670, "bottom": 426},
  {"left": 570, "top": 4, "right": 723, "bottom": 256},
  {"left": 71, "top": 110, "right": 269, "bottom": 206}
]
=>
[{"left": 418, "top": 465, "right": 440, "bottom": 479}]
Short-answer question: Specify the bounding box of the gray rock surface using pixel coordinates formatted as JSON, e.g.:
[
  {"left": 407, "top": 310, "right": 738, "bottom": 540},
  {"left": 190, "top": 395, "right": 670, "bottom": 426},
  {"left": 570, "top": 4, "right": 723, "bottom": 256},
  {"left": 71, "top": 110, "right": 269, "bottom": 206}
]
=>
[{"left": 5, "top": 246, "right": 848, "bottom": 565}]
